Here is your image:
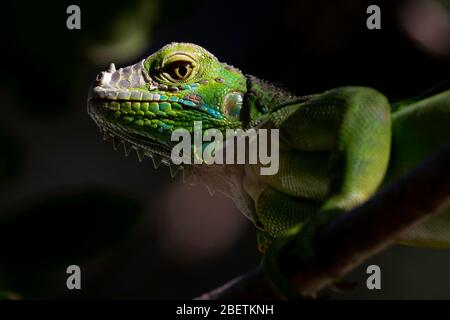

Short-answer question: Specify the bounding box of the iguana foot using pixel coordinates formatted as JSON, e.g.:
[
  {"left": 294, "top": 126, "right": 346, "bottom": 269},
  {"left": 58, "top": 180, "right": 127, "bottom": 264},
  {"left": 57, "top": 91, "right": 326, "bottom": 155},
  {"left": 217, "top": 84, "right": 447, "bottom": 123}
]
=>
[
  {"left": 294, "top": 208, "right": 346, "bottom": 261},
  {"left": 263, "top": 208, "right": 346, "bottom": 298}
]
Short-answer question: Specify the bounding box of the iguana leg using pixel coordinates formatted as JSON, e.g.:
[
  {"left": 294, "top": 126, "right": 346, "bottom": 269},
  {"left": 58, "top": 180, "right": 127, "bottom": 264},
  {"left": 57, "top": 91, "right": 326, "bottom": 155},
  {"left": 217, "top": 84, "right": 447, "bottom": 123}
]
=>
[
  {"left": 249, "top": 185, "right": 321, "bottom": 298},
  {"left": 263, "top": 87, "right": 391, "bottom": 296},
  {"left": 256, "top": 229, "right": 275, "bottom": 253},
  {"left": 273, "top": 86, "right": 391, "bottom": 212},
  {"left": 256, "top": 187, "right": 321, "bottom": 238},
  {"left": 245, "top": 152, "right": 323, "bottom": 252}
]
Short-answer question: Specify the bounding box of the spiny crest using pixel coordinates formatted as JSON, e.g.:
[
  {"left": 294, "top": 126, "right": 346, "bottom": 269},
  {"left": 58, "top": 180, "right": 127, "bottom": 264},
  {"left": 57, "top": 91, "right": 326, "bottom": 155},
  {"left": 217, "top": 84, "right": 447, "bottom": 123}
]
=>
[
  {"left": 98, "top": 125, "right": 219, "bottom": 196},
  {"left": 99, "top": 125, "right": 180, "bottom": 176}
]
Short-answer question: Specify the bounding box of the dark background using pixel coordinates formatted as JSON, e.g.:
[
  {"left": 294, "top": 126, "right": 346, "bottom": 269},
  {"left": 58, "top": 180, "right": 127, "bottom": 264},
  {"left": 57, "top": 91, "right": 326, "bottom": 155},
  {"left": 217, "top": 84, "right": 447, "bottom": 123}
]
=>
[{"left": 0, "top": 0, "right": 449, "bottom": 299}]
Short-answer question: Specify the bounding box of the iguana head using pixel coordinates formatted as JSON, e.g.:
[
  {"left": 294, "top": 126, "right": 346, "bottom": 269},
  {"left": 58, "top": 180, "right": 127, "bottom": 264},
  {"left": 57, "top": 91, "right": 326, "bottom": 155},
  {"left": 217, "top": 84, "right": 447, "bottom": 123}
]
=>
[{"left": 88, "top": 42, "right": 247, "bottom": 165}]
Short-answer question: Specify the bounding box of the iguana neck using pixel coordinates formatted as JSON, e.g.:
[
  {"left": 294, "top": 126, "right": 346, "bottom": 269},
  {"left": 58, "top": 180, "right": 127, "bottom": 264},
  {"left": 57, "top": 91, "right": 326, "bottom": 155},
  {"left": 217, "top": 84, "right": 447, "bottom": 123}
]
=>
[
  {"left": 242, "top": 75, "right": 305, "bottom": 129},
  {"left": 184, "top": 164, "right": 256, "bottom": 222},
  {"left": 179, "top": 76, "right": 302, "bottom": 220},
  {"left": 182, "top": 76, "right": 306, "bottom": 222}
]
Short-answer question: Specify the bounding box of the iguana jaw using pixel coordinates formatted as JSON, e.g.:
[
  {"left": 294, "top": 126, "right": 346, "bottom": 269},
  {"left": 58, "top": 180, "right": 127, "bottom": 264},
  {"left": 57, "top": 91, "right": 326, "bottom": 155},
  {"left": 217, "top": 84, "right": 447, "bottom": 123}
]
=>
[
  {"left": 87, "top": 89, "right": 213, "bottom": 167},
  {"left": 87, "top": 88, "right": 241, "bottom": 173},
  {"left": 88, "top": 98, "right": 248, "bottom": 190},
  {"left": 88, "top": 99, "right": 176, "bottom": 170}
]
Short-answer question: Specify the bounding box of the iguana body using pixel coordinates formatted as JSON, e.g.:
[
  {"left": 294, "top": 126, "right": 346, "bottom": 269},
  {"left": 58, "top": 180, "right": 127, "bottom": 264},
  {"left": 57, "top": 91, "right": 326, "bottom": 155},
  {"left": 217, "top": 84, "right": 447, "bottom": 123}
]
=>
[{"left": 88, "top": 43, "right": 450, "bottom": 296}]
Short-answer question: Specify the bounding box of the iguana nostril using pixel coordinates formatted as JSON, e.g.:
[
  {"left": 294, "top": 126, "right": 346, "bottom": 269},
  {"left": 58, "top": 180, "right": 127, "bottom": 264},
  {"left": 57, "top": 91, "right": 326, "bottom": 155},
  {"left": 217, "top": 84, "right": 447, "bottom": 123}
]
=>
[{"left": 96, "top": 72, "right": 104, "bottom": 84}]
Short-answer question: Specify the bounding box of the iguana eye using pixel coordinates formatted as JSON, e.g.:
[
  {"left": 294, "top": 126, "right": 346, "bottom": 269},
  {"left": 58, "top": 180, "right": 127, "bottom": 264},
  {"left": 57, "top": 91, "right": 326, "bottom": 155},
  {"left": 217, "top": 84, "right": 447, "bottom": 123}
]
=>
[
  {"left": 159, "top": 53, "right": 199, "bottom": 83},
  {"left": 166, "top": 61, "right": 193, "bottom": 80}
]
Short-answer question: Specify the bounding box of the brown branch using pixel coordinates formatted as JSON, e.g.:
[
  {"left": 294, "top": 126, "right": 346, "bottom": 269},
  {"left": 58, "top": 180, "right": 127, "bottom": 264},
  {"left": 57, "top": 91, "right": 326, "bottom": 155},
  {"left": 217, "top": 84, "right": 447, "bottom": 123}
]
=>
[
  {"left": 197, "top": 142, "right": 450, "bottom": 300},
  {"left": 194, "top": 267, "right": 275, "bottom": 300}
]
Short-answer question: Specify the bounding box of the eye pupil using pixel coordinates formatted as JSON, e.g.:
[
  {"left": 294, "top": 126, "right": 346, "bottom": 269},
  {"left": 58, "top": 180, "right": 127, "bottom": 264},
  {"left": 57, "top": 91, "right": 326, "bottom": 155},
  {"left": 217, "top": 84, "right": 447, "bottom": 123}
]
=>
[
  {"left": 177, "top": 65, "right": 188, "bottom": 77},
  {"left": 164, "top": 61, "right": 193, "bottom": 81}
]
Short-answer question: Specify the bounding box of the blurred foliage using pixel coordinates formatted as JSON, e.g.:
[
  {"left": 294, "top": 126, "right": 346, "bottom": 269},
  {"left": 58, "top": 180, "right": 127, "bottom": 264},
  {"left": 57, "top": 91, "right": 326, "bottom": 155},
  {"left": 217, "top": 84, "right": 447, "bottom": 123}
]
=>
[
  {"left": 0, "top": 189, "right": 141, "bottom": 297},
  {"left": 437, "top": 0, "right": 450, "bottom": 10},
  {"left": 85, "top": 0, "right": 160, "bottom": 64},
  {"left": 0, "top": 291, "right": 21, "bottom": 300}
]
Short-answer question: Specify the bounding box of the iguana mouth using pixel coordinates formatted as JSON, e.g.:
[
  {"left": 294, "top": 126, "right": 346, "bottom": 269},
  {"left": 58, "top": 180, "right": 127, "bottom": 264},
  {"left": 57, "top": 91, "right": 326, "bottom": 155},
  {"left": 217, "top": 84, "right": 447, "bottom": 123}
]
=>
[
  {"left": 86, "top": 92, "right": 209, "bottom": 158},
  {"left": 87, "top": 98, "right": 182, "bottom": 175},
  {"left": 87, "top": 85, "right": 230, "bottom": 176}
]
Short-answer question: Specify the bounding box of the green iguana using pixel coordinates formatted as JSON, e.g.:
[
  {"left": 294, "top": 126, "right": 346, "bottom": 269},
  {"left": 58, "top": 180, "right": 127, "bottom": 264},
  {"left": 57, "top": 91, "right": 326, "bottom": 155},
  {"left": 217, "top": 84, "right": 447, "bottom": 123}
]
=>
[{"left": 87, "top": 42, "right": 450, "bottom": 297}]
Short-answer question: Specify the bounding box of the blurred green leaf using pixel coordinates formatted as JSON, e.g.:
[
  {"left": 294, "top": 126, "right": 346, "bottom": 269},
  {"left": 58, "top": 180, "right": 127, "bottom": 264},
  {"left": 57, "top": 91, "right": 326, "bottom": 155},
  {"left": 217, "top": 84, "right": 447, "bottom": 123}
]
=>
[{"left": 0, "top": 291, "right": 21, "bottom": 300}]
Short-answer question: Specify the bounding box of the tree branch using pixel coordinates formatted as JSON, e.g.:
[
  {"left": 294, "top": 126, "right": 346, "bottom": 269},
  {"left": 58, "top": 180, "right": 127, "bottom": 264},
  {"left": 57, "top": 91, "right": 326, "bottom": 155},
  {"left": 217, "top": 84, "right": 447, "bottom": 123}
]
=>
[
  {"left": 197, "top": 142, "right": 450, "bottom": 300},
  {"left": 195, "top": 267, "right": 275, "bottom": 300}
]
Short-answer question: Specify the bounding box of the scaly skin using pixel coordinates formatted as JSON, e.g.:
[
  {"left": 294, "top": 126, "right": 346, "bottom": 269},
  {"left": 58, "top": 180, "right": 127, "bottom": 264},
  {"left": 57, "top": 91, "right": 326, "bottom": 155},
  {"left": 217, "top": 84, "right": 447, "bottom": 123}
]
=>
[{"left": 88, "top": 43, "right": 450, "bottom": 297}]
